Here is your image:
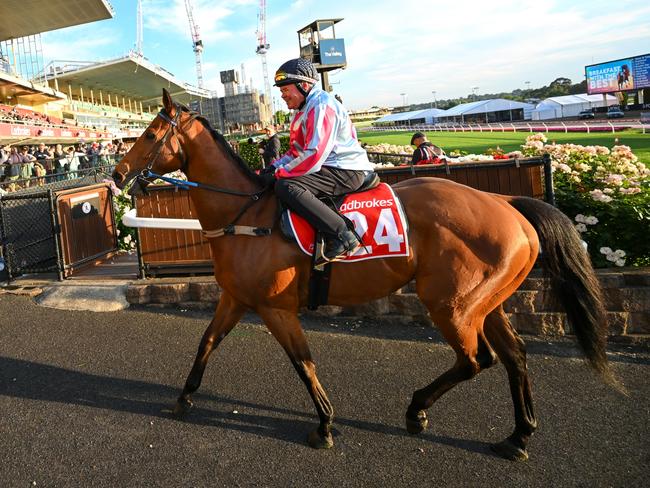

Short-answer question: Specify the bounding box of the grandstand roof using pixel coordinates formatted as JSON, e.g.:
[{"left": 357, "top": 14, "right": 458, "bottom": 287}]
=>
[
  {"left": 46, "top": 54, "right": 212, "bottom": 108},
  {"left": 0, "top": 71, "right": 66, "bottom": 104},
  {"left": 0, "top": 0, "right": 114, "bottom": 41}
]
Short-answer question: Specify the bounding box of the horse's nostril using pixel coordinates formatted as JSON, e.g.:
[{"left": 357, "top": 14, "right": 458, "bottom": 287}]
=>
[{"left": 111, "top": 170, "right": 123, "bottom": 184}]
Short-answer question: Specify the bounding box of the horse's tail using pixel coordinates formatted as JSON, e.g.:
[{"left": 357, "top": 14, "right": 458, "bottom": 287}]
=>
[{"left": 508, "top": 197, "right": 622, "bottom": 391}]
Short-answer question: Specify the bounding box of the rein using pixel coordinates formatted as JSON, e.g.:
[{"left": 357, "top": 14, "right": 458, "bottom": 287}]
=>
[{"left": 135, "top": 103, "right": 272, "bottom": 238}]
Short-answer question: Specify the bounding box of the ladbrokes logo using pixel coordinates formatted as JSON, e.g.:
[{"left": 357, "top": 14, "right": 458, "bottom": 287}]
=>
[{"left": 339, "top": 198, "right": 393, "bottom": 212}]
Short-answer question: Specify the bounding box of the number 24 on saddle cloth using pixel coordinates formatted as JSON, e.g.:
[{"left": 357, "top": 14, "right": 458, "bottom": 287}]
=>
[{"left": 286, "top": 182, "right": 410, "bottom": 262}]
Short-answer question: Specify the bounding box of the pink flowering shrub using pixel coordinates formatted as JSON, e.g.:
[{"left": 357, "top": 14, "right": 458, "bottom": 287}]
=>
[{"left": 522, "top": 134, "right": 649, "bottom": 266}]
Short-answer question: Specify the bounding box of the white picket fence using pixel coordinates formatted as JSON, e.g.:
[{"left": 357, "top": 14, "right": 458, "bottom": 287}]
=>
[{"left": 367, "top": 120, "right": 650, "bottom": 134}]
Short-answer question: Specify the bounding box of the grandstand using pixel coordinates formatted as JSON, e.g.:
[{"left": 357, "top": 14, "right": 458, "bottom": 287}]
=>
[
  {"left": 1, "top": 0, "right": 213, "bottom": 146},
  {"left": 43, "top": 53, "right": 214, "bottom": 140},
  {"left": 0, "top": 0, "right": 115, "bottom": 145}
]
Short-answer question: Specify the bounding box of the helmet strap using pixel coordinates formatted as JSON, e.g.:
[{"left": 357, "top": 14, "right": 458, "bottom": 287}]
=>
[{"left": 295, "top": 82, "right": 312, "bottom": 106}]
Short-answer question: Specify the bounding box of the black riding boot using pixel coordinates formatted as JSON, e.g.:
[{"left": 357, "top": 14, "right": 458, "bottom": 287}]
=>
[{"left": 321, "top": 229, "right": 360, "bottom": 262}]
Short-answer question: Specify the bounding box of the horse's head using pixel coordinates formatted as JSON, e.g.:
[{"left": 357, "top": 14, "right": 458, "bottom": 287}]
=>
[{"left": 112, "top": 89, "right": 188, "bottom": 189}]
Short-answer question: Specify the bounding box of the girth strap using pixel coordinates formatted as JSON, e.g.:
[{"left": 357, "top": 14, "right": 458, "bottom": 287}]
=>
[{"left": 202, "top": 225, "right": 271, "bottom": 239}]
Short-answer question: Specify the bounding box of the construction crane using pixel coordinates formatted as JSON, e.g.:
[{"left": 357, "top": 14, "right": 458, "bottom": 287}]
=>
[
  {"left": 255, "top": 0, "right": 272, "bottom": 121},
  {"left": 135, "top": 0, "right": 143, "bottom": 56},
  {"left": 184, "top": 0, "right": 204, "bottom": 88}
]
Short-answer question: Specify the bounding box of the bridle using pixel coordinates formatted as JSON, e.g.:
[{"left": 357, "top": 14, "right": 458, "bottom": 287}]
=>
[
  {"left": 138, "top": 102, "right": 189, "bottom": 181},
  {"left": 132, "top": 102, "right": 272, "bottom": 238}
]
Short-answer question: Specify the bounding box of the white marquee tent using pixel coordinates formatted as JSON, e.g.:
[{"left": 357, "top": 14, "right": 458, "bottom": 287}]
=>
[
  {"left": 434, "top": 99, "right": 535, "bottom": 123},
  {"left": 373, "top": 108, "right": 447, "bottom": 126},
  {"left": 531, "top": 93, "right": 619, "bottom": 120}
]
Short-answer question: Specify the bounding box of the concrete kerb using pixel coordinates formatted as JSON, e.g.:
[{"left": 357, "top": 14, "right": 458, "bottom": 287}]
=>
[
  {"left": 1, "top": 278, "right": 132, "bottom": 313},
  {"left": 1, "top": 269, "right": 649, "bottom": 342}
]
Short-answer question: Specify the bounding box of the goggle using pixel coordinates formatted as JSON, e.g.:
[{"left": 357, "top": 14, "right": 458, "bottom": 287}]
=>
[{"left": 274, "top": 71, "right": 318, "bottom": 85}]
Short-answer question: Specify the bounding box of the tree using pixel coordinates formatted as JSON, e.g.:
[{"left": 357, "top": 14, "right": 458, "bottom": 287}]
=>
[
  {"left": 550, "top": 77, "right": 572, "bottom": 88},
  {"left": 274, "top": 110, "right": 290, "bottom": 126},
  {"left": 547, "top": 77, "right": 572, "bottom": 96}
]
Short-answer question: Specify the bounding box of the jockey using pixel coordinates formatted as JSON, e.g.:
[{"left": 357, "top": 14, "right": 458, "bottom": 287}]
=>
[{"left": 262, "top": 58, "right": 375, "bottom": 263}]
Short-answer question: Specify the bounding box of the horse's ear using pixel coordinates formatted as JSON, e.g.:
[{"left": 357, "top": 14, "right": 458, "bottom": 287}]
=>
[{"left": 162, "top": 88, "right": 174, "bottom": 114}]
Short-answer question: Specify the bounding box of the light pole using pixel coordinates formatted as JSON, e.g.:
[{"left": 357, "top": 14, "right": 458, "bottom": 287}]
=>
[
  {"left": 525, "top": 81, "right": 531, "bottom": 92},
  {"left": 472, "top": 86, "right": 479, "bottom": 100},
  {"left": 431, "top": 90, "right": 437, "bottom": 109},
  {"left": 400, "top": 93, "right": 407, "bottom": 107}
]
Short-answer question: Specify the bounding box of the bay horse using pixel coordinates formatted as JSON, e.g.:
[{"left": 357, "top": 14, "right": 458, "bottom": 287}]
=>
[{"left": 112, "top": 89, "right": 616, "bottom": 461}]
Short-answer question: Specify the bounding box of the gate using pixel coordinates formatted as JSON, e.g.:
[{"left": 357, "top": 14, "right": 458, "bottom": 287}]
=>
[
  {"left": 0, "top": 183, "right": 118, "bottom": 281},
  {"left": 55, "top": 184, "right": 118, "bottom": 276}
]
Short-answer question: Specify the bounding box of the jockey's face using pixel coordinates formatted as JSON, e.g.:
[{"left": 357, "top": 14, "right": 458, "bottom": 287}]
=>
[{"left": 280, "top": 83, "right": 309, "bottom": 110}]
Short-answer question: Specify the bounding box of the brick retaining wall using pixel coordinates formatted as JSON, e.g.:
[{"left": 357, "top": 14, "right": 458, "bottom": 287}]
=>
[{"left": 126, "top": 269, "right": 650, "bottom": 339}]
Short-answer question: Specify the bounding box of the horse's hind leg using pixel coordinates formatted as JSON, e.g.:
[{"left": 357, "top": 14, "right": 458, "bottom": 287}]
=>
[
  {"left": 405, "top": 310, "right": 497, "bottom": 434},
  {"left": 257, "top": 308, "right": 334, "bottom": 449},
  {"left": 484, "top": 305, "right": 537, "bottom": 461},
  {"left": 173, "top": 292, "right": 246, "bottom": 416}
]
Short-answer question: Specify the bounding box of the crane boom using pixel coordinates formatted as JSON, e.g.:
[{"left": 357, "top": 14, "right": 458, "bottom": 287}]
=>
[
  {"left": 184, "top": 0, "right": 204, "bottom": 89},
  {"left": 135, "top": 0, "right": 143, "bottom": 56},
  {"left": 256, "top": 0, "right": 272, "bottom": 122}
]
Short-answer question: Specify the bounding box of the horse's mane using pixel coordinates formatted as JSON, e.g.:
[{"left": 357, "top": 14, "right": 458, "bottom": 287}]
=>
[{"left": 178, "top": 104, "right": 264, "bottom": 183}]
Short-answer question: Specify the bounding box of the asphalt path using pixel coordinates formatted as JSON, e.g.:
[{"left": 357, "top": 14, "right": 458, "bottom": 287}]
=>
[{"left": 0, "top": 294, "right": 648, "bottom": 487}]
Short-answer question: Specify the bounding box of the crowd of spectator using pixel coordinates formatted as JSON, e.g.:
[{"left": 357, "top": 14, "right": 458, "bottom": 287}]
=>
[
  {"left": 0, "top": 104, "right": 65, "bottom": 127},
  {"left": 0, "top": 140, "right": 131, "bottom": 193},
  {"left": 0, "top": 104, "right": 104, "bottom": 131}
]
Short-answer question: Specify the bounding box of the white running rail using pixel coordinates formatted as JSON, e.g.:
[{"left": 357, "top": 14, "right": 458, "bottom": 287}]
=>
[{"left": 122, "top": 208, "right": 202, "bottom": 230}]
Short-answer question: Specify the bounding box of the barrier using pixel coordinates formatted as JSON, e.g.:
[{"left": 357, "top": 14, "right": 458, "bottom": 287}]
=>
[
  {"left": 367, "top": 120, "right": 646, "bottom": 133},
  {"left": 127, "top": 156, "right": 552, "bottom": 277},
  {"left": 131, "top": 187, "right": 212, "bottom": 277},
  {"left": 0, "top": 183, "right": 118, "bottom": 281}
]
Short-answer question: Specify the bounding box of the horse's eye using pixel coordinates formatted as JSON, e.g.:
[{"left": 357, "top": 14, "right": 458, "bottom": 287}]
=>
[{"left": 145, "top": 132, "right": 156, "bottom": 140}]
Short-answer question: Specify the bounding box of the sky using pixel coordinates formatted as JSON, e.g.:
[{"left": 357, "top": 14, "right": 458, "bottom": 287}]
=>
[{"left": 40, "top": 0, "right": 650, "bottom": 111}]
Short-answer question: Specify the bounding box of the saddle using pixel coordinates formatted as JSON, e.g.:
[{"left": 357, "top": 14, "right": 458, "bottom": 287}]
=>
[
  {"left": 279, "top": 170, "right": 381, "bottom": 242},
  {"left": 275, "top": 171, "right": 413, "bottom": 311}
]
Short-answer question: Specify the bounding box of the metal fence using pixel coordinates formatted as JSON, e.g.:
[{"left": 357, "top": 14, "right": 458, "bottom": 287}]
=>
[
  {"left": 0, "top": 164, "right": 116, "bottom": 195},
  {"left": 0, "top": 189, "right": 62, "bottom": 281},
  {"left": 0, "top": 167, "right": 118, "bottom": 281}
]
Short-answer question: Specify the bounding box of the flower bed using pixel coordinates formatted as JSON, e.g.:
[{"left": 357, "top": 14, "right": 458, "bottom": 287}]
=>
[
  {"left": 364, "top": 134, "right": 649, "bottom": 267},
  {"left": 521, "top": 133, "right": 649, "bottom": 267}
]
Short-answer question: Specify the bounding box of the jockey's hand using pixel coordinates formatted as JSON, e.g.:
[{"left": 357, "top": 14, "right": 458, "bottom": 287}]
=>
[
  {"left": 259, "top": 165, "right": 276, "bottom": 186},
  {"left": 260, "top": 165, "right": 276, "bottom": 176}
]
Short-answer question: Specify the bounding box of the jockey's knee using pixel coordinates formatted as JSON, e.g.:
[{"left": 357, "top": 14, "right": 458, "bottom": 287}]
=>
[{"left": 275, "top": 178, "right": 306, "bottom": 202}]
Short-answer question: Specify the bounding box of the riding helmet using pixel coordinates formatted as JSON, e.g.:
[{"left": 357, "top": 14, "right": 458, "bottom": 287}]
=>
[{"left": 274, "top": 58, "right": 319, "bottom": 87}]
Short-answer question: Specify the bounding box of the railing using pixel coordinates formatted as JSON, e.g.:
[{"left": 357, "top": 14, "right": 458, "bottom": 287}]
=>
[
  {"left": 367, "top": 153, "right": 553, "bottom": 205},
  {"left": 0, "top": 183, "right": 117, "bottom": 281},
  {"left": 367, "top": 120, "right": 650, "bottom": 134},
  {"left": 0, "top": 162, "right": 117, "bottom": 195},
  {"left": 127, "top": 156, "right": 552, "bottom": 277}
]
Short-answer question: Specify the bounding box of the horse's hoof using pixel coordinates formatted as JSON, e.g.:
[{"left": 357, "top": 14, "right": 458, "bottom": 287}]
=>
[
  {"left": 405, "top": 411, "right": 428, "bottom": 434},
  {"left": 307, "top": 430, "right": 334, "bottom": 449},
  {"left": 490, "top": 439, "right": 529, "bottom": 461},
  {"left": 172, "top": 397, "right": 193, "bottom": 417}
]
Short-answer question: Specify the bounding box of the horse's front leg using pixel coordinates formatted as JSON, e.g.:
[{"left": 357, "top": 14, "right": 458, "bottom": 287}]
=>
[
  {"left": 258, "top": 307, "right": 334, "bottom": 449},
  {"left": 173, "top": 291, "right": 246, "bottom": 416}
]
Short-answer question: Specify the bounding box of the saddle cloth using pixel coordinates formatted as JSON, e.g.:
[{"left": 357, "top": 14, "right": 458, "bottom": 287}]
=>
[{"left": 284, "top": 182, "right": 410, "bottom": 262}]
